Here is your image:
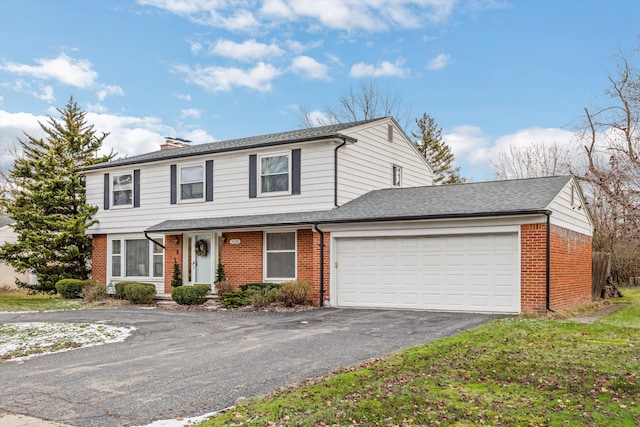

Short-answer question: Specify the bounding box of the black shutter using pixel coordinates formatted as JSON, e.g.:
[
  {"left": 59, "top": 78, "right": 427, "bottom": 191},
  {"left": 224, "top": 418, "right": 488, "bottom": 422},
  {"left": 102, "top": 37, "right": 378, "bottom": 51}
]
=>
[
  {"left": 249, "top": 154, "right": 257, "bottom": 198},
  {"left": 170, "top": 164, "right": 177, "bottom": 204},
  {"left": 205, "top": 160, "right": 214, "bottom": 202},
  {"left": 291, "top": 149, "right": 301, "bottom": 195},
  {"left": 133, "top": 169, "right": 140, "bottom": 208},
  {"left": 103, "top": 173, "right": 110, "bottom": 210}
]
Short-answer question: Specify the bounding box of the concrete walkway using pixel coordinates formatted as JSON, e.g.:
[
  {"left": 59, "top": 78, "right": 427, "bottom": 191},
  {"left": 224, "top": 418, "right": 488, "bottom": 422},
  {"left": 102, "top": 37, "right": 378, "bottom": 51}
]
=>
[
  {"left": 570, "top": 303, "right": 627, "bottom": 323},
  {"left": 0, "top": 412, "right": 69, "bottom": 427}
]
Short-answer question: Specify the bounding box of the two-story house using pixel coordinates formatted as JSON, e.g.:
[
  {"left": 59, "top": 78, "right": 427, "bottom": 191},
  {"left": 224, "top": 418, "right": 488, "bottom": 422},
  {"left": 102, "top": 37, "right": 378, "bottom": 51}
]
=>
[{"left": 81, "top": 117, "right": 593, "bottom": 314}]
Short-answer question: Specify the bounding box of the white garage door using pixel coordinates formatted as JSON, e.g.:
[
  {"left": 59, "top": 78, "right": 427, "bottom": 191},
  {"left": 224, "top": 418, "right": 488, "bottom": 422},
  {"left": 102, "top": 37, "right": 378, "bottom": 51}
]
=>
[{"left": 335, "top": 233, "right": 520, "bottom": 313}]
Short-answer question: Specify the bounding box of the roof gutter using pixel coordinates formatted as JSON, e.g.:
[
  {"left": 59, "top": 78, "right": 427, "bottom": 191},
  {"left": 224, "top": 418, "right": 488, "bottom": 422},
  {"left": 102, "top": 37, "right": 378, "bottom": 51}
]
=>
[
  {"left": 313, "top": 223, "right": 325, "bottom": 307},
  {"left": 334, "top": 138, "right": 350, "bottom": 207},
  {"left": 545, "top": 211, "right": 556, "bottom": 313}
]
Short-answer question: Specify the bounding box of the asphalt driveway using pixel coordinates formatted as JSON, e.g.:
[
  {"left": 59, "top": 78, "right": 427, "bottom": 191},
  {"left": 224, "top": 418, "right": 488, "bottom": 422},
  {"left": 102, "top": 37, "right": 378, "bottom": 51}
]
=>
[{"left": 0, "top": 307, "right": 503, "bottom": 426}]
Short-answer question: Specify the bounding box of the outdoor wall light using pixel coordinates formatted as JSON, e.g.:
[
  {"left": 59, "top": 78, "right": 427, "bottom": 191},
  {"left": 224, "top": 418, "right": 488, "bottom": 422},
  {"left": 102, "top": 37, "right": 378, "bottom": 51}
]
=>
[
  {"left": 221, "top": 236, "right": 226, "bottom": 243},
  {"left": 175, "top": 237, "right": 179, "bottom": 244}
]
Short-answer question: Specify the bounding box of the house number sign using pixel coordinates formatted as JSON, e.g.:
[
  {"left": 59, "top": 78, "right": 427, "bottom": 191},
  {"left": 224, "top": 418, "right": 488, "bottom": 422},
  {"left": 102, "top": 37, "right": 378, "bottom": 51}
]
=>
[{"left": 229, "top": 239, "right": 241, "bottom": 245}]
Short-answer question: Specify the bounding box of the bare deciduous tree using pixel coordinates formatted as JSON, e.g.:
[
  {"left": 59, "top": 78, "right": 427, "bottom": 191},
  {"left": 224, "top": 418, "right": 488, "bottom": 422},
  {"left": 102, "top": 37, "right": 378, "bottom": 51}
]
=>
[
  {"left": 491, "top": 141, "right": 576, "bottom": 180},
  {"left": 299, "top": 80, "right": 413, "bottom": 130}
]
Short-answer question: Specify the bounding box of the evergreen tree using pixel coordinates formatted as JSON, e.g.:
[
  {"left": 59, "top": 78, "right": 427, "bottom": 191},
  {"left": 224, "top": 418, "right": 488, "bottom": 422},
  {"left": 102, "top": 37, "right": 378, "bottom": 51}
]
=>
[
  {"left": 0, "top": 97, "right": 112, "bottom": 292},
  {"left": 411, "top": 113, "right": 465, "bottom": 184}
]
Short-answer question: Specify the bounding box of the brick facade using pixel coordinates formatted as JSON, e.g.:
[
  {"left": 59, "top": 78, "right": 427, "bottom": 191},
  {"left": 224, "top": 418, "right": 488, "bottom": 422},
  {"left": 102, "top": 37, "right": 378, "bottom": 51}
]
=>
[
  {"left": 91, "top": 234, "right": 107, "bottom": 284},
  {"left": 164, "top": 234, "right": 183, "bottom": 293},
  {"left": 521, "top": 223, "right": 592, "bottom": 314}
]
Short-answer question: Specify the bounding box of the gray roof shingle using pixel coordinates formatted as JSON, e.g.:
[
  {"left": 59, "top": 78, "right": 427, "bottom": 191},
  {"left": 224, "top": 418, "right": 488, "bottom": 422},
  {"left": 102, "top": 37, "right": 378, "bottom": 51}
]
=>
[
  {"left": 145, "top": 176, "right": 571, "bottom": 232},
  {"left": 82, "top": 118, "right": 382, "bottom": 171}
]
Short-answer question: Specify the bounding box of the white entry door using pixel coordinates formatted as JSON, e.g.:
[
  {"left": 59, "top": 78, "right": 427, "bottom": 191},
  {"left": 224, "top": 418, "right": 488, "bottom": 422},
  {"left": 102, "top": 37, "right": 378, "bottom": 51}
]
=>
[{"left": 185, "top": 233, "right": 214, "bottom": 285}]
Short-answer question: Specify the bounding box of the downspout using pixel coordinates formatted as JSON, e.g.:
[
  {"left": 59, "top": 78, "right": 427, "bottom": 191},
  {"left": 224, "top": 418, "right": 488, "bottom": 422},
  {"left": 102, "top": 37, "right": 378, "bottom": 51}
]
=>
[
  {"left": 334, "top": 138, "right": 348, "bottom": 207},
  {"left": 545, "top": 212, "right": 556, "bottom": 313},
  {"left": 313, "top": 223, "right": 325, "bottom": 307},
  {"left": 144, "top": 231, "right": 166, "bottom": 249}
]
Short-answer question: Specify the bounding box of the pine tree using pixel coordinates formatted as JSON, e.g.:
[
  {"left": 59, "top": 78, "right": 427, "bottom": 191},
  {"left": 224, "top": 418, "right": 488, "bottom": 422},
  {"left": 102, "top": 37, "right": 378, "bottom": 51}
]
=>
[
  {"left": 171, "top": 259, "right": 182, "bottom": 288},
  {"left": 412, "top": 113, "right": 465, "bottom": 185},
  {"left": 0, "top": 97, "right": 112, "bottom": 292}
]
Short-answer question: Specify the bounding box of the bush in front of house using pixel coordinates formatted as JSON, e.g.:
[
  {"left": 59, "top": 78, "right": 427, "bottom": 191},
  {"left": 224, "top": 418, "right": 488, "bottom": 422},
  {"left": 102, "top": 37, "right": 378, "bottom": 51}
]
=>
[
  {"left": 240, "top": 282, "right": 281, "bottom": 292},
  {"left": 172, "top": 284, "right": 211, "bottom": 305},
  {"left": 248, "top": 287, "right": 278, "bottom": 308},
  {"left": 214, "top": 280, "right": 236, "bottom": 297},
  {"left": 81, "top": 280, "right": 108, "bottom": 303},
  {"left": 277, "top": 280, "right": 313, "bottom": 307},
  {"left": 114, "top": 282, "right": 129, "bottom": 299},
  {"left": 123, "top": 283, "right": 156, "bottom": 304},
  {"left": 220, "top": 291, "right": 251, "bottom": 309},
  {"left": 55, "top": 279, "right": 86, "bottom": 299}
]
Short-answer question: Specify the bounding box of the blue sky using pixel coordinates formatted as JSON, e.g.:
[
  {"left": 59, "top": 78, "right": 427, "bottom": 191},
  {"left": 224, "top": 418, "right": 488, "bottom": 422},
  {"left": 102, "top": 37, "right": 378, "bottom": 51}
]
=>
[{"left": 0, "top": 0, "right": 638, "bottom": 180}]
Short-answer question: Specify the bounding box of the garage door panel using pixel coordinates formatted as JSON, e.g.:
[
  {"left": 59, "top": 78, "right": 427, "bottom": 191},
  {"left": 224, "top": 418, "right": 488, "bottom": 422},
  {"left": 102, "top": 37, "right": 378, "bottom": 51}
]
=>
[{"left": 336, "top": 233, "right": 519, "bottom": 313}]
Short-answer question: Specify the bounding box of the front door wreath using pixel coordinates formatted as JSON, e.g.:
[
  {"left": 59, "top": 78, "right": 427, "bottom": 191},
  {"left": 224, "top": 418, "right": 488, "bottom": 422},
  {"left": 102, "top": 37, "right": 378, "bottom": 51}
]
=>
[{"left": 195, "top": 239, "right": 208, "bottom": 257}]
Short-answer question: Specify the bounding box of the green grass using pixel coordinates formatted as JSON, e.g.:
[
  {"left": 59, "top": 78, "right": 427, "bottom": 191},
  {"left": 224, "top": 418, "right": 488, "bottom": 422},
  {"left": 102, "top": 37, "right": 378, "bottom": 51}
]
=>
[
  {"left": 202, "top": 288, "right": 640, "bottom": 426},
  {"left": 0, "top": 290, "right": 85, "bottom": 312}
]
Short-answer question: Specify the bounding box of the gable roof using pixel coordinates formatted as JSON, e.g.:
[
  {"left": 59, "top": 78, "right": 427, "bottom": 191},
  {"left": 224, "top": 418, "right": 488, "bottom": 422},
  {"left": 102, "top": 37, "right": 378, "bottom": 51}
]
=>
[
  {"left": 146, "top": 176, "right": 572, "bottom": 232},
  {"left": 81, "top": 118, "right": 386, "bottom": 172}
]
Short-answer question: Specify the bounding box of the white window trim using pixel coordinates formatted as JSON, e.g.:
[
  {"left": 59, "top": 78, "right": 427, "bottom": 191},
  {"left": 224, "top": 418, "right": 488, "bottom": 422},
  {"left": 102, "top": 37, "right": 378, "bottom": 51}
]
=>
[
  {"left": 178, "top": 162, "right": 205, "bottom": 203},
  {"left": 258, "top": 151, "right": 291, "bottom": 197},
  {"left": 392, "top": 164, "right": 403, "bottom": 187},
  {"left": 111, "top": 171, "right": 133, "bottom": 209},
  {"left": 263, "top": 230, "right": 297, "bottom": 281},
  {"left": 108, "top": 235, "right": 164, "bottom": 280}
]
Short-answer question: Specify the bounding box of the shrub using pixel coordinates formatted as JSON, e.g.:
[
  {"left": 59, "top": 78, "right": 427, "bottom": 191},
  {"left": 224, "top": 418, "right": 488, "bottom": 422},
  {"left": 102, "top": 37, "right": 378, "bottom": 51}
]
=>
[
  {"left": 81, "top": 280, "right": 107, "bottom": 303},
  {"left": 114, "top": 282, "right": 129, "bottom": 299},
  {"left": 170, "top": 260, "right": 182, "bottom": 288},
  {"left": 55, "top": 279, "right": 86, "bottom": 299},
  {"left": 220, "top": 291, "right": 251, "bottom": 309},
  {"left": 277, "top": 280, "right": 313, "bottom": 307},
  {"left": 172, "top": 284, "right": 211, "bottom": 305},
  {"left": 249, "top": 287, "right": 278, "bottom": 308},
  {"left": 215, "top": 280, "right": 236, "bottom": 297},
  {"left": 124, "top": 283, "right": 156, "bottom": 304},
  {"left": 240, "top": 282, "right": 281, "bottom": 292}
]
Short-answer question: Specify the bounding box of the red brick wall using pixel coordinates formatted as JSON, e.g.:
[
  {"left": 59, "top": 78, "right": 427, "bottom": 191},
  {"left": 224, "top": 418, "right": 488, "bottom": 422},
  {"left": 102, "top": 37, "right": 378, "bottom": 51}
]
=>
[
  {"left": 91, "top": 234, "right": 107, "bottom": 284},
  {"left": 164, "top": 234, "right": 183, "bottom": 293},
  {"left": 219, "top": 228, "right": 330, "bottom": 306},
  {"left": 220, "top": 231, "right": 263, "bottom": 288},
  {"left": 549, "top": 225, "right": 592, "bottom": 310},
  {"left": 521, "top": 223, "right": 592, "bottom": 314}
]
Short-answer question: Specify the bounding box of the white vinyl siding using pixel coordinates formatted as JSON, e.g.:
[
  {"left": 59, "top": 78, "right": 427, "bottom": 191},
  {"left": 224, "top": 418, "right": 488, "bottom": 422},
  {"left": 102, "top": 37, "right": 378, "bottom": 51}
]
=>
[
  {"left": 548, "top": 179, "right": 593, "bottom": 236},
  {"left": 337, "top": 119, "right": 432, "bottom": 205},
  {"left": 85, "top": 143, "right": 335, "bottom": 234}
]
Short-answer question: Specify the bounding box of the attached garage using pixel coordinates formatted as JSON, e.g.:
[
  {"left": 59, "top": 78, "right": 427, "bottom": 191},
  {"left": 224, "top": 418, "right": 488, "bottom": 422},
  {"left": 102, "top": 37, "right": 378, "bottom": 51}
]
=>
[{"left": 335, "top": 233, "right": 520, "bottom": 313}]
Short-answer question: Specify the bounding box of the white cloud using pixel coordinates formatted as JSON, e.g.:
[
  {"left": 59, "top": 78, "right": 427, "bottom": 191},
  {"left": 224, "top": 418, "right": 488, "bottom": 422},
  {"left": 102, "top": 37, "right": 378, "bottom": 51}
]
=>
[
  {"left": 173, "top": 62, "right": 281, "bottom": 92},
  {"left": 182, "top": 128, "right": 214, "bottom": 144},
  {"left": 1, "top": 53, "right": 98, "bottom": 88},
  {"left": 35, "top": 85, "right": 55, "bottom": 102},
  {"left": 291, "top": 56, "right": 330, "bottom": 80},
  {"left": 86, "top": 103, "right": 108, "bottom": 113},
  {"left": 0, "top": 110, "right": 49, "bottom": 169},
  {"left": 427, "top": 53, "right": 452, "bottom": 70},
  {"left": 302, "top": 109, "right": 332, "bottom": 127},
  {"left": 210, "top": 39, "right": 284, "bottom": 61},
  {"left": 180, "top": 108, "right": 202, "bottom": 119},
  {"left": 189, "top": 41, "right": 203, "bottom": 55},
  {"left": 175, "top": 93, "right": 191, "bottom": 101},
  {"left": 140, "top": 0, "right": 459, "bottom": 32},
  {"left": 97, "top": 84, "right": 125, "bottom": 101},
  {"left": 350, "top": 59, "right": 409, "bottom": 78}
]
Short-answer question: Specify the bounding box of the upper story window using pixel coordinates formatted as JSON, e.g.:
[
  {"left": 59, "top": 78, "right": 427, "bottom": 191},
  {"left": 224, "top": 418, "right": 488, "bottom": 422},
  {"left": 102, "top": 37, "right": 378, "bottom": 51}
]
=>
[
  {"left": 260, "top": 153, "right": 290, "bottom": 195},
  {"left": 392, "top": 164, "right": 403, "bottom": 187},
  {"left": 112, "top": 173, "right": 133, "bottom": 207},
  {"left": 180, "top": 164, "right": 204, "bottom": 201}
]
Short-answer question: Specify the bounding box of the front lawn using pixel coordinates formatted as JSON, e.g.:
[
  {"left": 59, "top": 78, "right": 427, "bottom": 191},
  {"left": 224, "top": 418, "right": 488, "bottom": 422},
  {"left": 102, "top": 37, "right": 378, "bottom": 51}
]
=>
[
  {"left": 202, "top": 289, "right": 640, "bottom": 426},
  {"left": 0, "top": 290, "right": 85, "bottom": 312}
]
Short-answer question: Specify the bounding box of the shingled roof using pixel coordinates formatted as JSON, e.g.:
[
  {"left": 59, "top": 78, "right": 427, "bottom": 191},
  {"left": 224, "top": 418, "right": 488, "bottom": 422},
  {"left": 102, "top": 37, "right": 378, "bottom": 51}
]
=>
[
  {"left": 81, "top": 118, "right": 383, "bottom": 171},
  {"left": 146, "top": 176, "right": 572, "bottom": 232}
]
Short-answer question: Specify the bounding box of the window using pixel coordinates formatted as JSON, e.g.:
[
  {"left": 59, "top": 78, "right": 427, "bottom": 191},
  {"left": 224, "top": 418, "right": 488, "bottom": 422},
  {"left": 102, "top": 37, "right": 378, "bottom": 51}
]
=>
[
  {"left": 180, "top": 164, "right": 204, "bottom": 200},
  {"left": 265, "top": 231, "right": 296, "bottom": 280},
  {"left": 112, "top": 173, "right": 133, "bottom": 207},
  {"left": 260, "top": 153, "right": 290, "bottom": 194},
  {"left": 111, "top": 240, "right": 121, "bottom": 277},
  {"left": 153, "top": 239, "right": 164, "bottom": 278},
  {"left": 110, "top": 238, "right": 164, "bottom": 279},
  {"left": 392, "top": 164, "right": 402, "bottom": 187}
]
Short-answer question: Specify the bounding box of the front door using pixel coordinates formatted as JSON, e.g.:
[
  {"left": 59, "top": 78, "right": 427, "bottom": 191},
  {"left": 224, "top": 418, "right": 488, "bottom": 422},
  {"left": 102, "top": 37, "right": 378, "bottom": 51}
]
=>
[{"left": 185, "top": 233, "right": 214, "bottom": 286}]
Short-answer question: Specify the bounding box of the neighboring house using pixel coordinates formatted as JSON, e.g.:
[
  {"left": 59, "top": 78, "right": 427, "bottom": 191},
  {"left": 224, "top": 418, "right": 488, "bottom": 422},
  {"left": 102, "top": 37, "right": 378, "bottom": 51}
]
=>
[
  {"left": 80, "top": 117, "right": 593, "bottom": 314},
  {"left": 0, "top": 214, "right": 36, "bottom": 288}
]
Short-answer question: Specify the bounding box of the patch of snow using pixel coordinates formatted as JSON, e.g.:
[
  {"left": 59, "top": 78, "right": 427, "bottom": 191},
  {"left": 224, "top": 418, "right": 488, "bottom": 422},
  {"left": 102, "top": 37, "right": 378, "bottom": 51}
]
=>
[{"left": 132, "top": 412, "right": 218, "bottom": 427}]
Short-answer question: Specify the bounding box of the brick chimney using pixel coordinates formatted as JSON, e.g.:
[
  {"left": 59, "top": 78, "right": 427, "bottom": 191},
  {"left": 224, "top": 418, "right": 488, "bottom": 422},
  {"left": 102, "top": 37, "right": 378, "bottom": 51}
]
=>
[{"left": 161, "top": 137, "right": 191, "bottom": 150}]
